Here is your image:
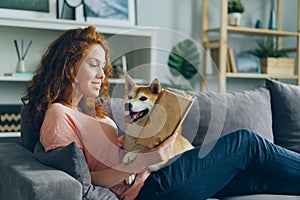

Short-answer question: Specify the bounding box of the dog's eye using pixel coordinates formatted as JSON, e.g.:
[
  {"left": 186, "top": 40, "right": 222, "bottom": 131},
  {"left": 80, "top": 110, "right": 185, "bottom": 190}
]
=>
[
  {"left": 139, "top": 96, "right": 147, "bottom": 101},
  {"left": 128, "top": 95, "right": 132, "bottom": 100}
]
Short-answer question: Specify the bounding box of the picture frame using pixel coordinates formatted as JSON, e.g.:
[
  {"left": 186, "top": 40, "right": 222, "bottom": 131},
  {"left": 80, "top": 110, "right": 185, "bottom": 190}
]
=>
[
  {"left": 108, "top": 55, "right": 127, "bottom": 78},
  {"left": 236, "top": 56, "right": 261, "bottom": 73},
  {"left": 0, "top": 104, "right": 22, "bottom": 133},
  {"left": 0, "top": 0, "right": 57, "bottom": 19},
  {"left": 83, "top": 0, "right": 136, "bottom": 26}
]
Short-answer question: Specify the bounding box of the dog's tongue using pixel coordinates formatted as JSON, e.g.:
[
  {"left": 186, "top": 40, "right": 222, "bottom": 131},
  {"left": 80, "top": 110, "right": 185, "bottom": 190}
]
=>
[{"left": 124, "top": 113, "right": 139, "bottom": 123}]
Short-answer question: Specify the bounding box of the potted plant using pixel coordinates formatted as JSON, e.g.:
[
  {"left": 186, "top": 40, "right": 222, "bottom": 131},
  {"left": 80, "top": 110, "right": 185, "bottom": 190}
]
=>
[
  {"left": 247, "top": 38, "right": 294, "bottom": 75},
  {"left": 228, "top": 0, "right": 245, "bottom": 26}
]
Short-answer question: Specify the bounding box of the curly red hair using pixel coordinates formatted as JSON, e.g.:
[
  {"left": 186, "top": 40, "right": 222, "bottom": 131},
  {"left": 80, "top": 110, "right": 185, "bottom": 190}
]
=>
[{"left": 22, "top": 26, "right": 111, "bottom": 132}]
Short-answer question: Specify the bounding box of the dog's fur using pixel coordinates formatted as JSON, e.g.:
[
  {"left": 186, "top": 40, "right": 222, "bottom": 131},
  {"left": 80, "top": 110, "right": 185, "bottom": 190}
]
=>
[{"left": 122, "top": 75, "right": 194, "bottom": 184}]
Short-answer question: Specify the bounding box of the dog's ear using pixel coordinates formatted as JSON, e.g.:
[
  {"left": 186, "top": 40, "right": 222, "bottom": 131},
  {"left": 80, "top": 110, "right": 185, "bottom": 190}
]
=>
[
  {"left": 125, "top": 75, "right": 136, "bottom": 92},
  {"left": 150, "top": 78, "right": 161, "bottom": 94}
]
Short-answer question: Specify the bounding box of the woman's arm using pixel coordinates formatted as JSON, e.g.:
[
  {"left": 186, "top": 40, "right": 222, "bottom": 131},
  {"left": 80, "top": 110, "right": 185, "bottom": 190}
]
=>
[{"left": 90, "top": 131, "right": 178, "bottom": 188}]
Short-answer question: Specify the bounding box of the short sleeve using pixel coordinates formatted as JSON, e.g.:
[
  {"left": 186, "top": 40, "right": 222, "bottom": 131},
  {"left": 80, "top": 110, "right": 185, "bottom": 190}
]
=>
[{"left": 40, "top": 104, "right": 83, "bottom": 151}]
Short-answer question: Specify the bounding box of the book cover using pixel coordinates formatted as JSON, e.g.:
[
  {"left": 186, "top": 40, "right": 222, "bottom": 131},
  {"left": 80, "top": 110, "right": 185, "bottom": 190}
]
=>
[
  {"left": 135, "top": 90, "right": 195, "bottom": 148},
  {"left": 228, "top": 48, "right": 238, "bottom": 73}
]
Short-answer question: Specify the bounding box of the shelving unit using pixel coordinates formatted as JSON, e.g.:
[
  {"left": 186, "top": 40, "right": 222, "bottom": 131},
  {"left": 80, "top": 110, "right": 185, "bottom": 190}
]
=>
[
  {"left": 201, "top": 0, "right": 300, "bottom": 92},
  {"left": 0, "top": 16, "right": 158, "bottom": 139}
]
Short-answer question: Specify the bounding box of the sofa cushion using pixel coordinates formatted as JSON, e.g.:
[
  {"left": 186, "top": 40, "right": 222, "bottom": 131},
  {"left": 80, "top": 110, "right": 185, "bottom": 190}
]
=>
[
  {"left": 20, "top": 106, "right": 39, "bottom": 152},
  {"left": 266, "top": 78, "right": 300, "bottom": 153},
  {"left": 34, "top": 141, "right": 118, "bottom": 200},
  {"left": 168, "top": 87, "right": 273, "bottom": 146},
  {"left": 0, "top": 142, "right": 82, "bottom": 200}
]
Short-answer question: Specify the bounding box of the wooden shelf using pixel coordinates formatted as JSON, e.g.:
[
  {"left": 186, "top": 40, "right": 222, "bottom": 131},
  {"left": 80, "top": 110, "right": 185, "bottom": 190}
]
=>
[
  {"left": 226, "top": 73, "right": 297, "bottom": 79},
  {"left": 0, "top": 132, "right": 20, "bottom": 138},
  {"left": 201, "top": 0, "right": 300, "bottom": 92},
  {"left": 207, "top": 26, "right": 299, "bottom": 37},
  {"left": 0, "top": 76, "right": 145, "bottom": 84},
  {"left": 0, "top": 76, "right": 32, "bottom": 82},
  {"left": 109, "top": 78, "right": 144, "bottom": 84},
  {"left": 0, "top": 16, "right": 155, "bottom": 37}
]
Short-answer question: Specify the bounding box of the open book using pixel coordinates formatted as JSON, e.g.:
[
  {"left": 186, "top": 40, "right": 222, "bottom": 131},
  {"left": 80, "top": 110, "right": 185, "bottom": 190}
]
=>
[{"left": 135, "top": 90, "right": 195, "bottom": 148}]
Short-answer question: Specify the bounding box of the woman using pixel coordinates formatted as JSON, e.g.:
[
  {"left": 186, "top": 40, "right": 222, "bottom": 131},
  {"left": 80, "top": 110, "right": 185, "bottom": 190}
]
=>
[{"left": 22, "top": 26, "right": 300, "bottom": 200}]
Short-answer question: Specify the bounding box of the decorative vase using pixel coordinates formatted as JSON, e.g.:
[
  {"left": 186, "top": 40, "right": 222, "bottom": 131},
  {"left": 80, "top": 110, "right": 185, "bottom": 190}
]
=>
[
  {"left": 16, "top": 60, "right": 26, "bottom": 73},
  {"left": 228, "top": 12, "right": 242, "bottom": 26},
  {"left": 268, "top": 9, "right": 278, "bottom": 30}
]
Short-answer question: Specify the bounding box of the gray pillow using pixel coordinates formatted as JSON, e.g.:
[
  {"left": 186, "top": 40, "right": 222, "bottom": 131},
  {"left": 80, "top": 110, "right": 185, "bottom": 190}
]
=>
[
  {"left": 20, "top": 106, "right": 39, "bottom": 152},
  {"left": 266, "top": 78, "right": 300, "bottom": 153},
  {"left": 168, "top": 87, "right": 273, "bottom": 146},
  {"left": 34, "top": 141, "right": 118, "bottom": 200}
]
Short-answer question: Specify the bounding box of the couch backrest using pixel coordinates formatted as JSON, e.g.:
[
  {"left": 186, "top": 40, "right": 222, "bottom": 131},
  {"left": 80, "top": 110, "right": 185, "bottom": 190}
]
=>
[{"left": 109, "top": 87, "right": 274, "bottom": 147}]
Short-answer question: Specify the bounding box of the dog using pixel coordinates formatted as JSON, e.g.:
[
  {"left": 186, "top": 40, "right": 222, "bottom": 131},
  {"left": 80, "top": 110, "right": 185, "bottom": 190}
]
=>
[{"left": 122, "top": 75, "right": 194, "bottom": 185}]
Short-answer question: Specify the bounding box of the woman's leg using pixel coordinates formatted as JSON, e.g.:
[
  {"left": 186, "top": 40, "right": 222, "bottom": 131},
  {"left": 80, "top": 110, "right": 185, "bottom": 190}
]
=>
[
  {"left": 214, "top": 169, "right": 300, "bottom": 198},
  {"left": 135, "top": 129, "right": 300, "bottom": 200}
]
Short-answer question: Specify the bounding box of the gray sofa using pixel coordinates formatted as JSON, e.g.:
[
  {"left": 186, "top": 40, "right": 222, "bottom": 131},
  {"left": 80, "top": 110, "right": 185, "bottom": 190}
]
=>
[{"left": 0, "top": 78, "right": 300, "bottom": 200}]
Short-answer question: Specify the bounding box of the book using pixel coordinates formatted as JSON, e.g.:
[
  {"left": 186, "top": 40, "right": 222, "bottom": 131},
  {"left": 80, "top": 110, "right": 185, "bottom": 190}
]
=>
[
  {"left": 227, "top": 48, "right": 238, "bottom": 73},
  {"left": 135, "top": 90, "right": 195, "bottom": 148}
]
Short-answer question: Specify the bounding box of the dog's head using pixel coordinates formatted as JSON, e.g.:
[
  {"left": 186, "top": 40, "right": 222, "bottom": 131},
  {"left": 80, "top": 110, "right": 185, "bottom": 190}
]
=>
[{"left": 124, "top": 75, "right": 162, "bottom": 124}]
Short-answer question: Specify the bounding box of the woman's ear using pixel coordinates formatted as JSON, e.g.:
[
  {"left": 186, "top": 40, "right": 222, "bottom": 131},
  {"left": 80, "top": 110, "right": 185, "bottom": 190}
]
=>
[
  {"left": 125, "top": 74, "right": 136, "bottom": 92},
  {"left": 150, "top": 78, "right": 161, "bottom": 94}
]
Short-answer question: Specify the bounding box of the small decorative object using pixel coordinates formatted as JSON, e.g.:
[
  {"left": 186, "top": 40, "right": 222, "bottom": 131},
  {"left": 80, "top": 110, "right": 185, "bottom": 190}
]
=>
[
  {"left": 57, "top": 0, "right": 84, "bottom": 21},
  {"left": 236, "top": 56, "right": 261, "bottom": 73},
  {"left": 268, "top": 9, "right": 278, "bottom": 30},
  {"left": 268, "top": 0, "right": 278, "bottom": 30},
  {"left": 13, "top": 39, "right": 32, "bottom": 73},
  {"left": 255, "top": 19, "right": 262, "bottom": 28},
  {"left": 228, "top": 0, "right": 245, "bottom": 26},
  {"left": 247, "top": 38, "right": 294, "bottom": 75}
]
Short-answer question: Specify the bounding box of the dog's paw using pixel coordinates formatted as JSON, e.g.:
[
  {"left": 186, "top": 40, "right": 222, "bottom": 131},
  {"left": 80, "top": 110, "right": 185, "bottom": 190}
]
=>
[
  {"left": 125, "top": 174, "right": 136, "bottom": 185},
  {"left": 122, "top": 152, "right": 139, "bottom": 164},
  {"left": 147, "top": 164, "right": 160, "bottom": 171}
]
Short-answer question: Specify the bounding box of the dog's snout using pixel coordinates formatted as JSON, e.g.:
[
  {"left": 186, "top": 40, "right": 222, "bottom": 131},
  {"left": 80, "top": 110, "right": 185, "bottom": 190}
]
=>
[{"left": 124, "top": 103, "right": 132, "bottom": 111}]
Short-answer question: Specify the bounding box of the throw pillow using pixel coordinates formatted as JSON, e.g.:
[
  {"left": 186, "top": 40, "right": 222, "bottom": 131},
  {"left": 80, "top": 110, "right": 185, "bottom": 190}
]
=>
[
  {"left": 266, "top": 78, "right": 300, "bottom": 153},
  {"left": 168, "top": 87, "right": 273, "bottom": 146},
  {"left": 20, "top": 106, "right": 39, "bottom": 152},
  {"left": 34, "top": 141, "right": 118, "bottom": 200}
]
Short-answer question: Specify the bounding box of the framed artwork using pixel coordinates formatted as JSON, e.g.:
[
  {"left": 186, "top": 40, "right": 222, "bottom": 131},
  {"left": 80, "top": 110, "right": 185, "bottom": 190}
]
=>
[
  {"left": 83, "top": 0, "right": 136, "bottom": 26},
  {"left": 0, "top": 104, "right": 22, "bottom": 133},
  {"left": 0, "top": 0, "right": 57, "bottom": 19},
  {"left": 236, "top": 56, "right": 261, "bottom": 73},
  {"left": 108, "top": 55, "right": 127, "bottom": 78}
]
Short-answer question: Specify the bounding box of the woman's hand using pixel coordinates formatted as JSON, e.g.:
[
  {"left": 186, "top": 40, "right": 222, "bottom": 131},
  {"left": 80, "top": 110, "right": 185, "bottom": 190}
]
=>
[{"left": 133, "top": 131, "right": 179, "bottom": 171}]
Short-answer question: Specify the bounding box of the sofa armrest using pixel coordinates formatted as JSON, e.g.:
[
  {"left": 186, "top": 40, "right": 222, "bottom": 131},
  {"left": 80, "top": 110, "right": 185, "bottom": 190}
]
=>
[{"left": 0, "top": 142, "right": 82, "bottom": 200}]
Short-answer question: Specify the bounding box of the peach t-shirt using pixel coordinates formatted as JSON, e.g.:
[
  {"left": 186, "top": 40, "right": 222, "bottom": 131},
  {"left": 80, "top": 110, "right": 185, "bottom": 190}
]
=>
[{"left": 40, "top": 103, "right": 149, "bottom": 200}]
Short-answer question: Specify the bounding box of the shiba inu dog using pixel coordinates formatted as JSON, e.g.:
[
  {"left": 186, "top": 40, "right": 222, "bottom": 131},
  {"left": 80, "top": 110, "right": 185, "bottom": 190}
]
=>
[{"left": 122, "top": 75, "right": 194, "bottom": 184}]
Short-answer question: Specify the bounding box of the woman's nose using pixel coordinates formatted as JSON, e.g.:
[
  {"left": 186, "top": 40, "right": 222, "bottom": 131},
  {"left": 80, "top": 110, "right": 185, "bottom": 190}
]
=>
[{"left": 96, "top": 67, "right": 105, "bottom": 78}]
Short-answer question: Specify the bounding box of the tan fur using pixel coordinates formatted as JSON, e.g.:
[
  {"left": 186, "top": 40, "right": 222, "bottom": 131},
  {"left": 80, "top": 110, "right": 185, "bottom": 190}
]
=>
[{"left": 122, "top": 75, "right": 194, "bottom": 173}]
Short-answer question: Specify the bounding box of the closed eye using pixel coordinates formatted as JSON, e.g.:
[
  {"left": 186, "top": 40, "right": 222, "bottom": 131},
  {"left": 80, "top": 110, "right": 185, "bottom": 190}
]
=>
[{"left": 139, "top": 96, "right": 147, "bottom": 101}]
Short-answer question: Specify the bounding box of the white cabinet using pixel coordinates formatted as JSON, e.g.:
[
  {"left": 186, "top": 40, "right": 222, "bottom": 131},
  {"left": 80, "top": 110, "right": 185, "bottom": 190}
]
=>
[{"left": 0, "top": 16, "right": 157, "bottom": 138}]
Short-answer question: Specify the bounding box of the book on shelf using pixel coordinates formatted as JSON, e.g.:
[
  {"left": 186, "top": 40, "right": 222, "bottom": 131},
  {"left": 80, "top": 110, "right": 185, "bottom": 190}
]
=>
[{"left": 227, "top": 48, "right": 238, "bottom": 73}]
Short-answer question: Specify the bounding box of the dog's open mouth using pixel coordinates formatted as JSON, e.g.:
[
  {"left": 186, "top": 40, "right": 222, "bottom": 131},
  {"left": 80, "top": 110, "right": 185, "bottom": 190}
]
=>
[{"left": 125, "top": 109, "right": 149, "bottom": 123}]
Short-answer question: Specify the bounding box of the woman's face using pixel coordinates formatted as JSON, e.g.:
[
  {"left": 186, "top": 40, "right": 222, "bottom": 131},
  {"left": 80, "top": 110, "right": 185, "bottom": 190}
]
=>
[{"left": 76, "top": 44, "right": 106, "bottom": 98}]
